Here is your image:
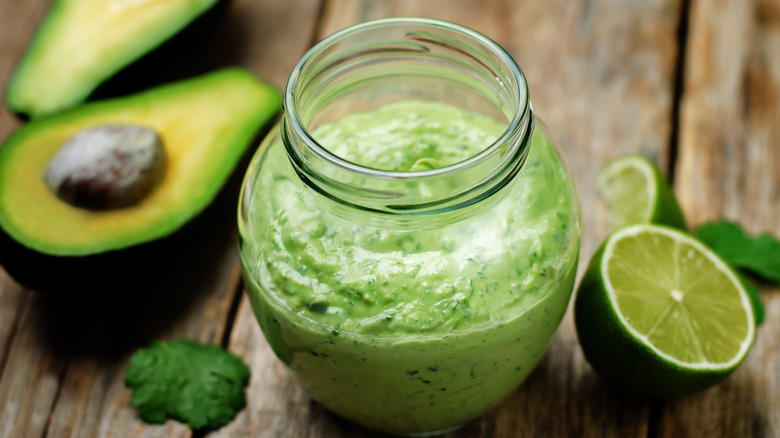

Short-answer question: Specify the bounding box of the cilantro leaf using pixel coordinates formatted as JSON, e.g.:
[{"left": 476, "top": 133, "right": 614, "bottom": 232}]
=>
[
  {"left": 695, "top": 220, "right": 780, "bottom": 284},
  {"left": 125, "top": 339, "right": 250, "bottom": 430}
]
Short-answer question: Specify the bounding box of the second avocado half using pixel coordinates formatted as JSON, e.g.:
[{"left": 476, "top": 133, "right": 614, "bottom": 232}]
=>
[
  {"left": 5, "top": 0, "right": 227, "bottom": 119},
  {"left": 0, "top": 68, "right": 280, "bottom": 290}
]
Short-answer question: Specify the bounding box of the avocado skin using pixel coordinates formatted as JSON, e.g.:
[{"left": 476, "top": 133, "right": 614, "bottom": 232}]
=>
[
  {"left": 5, "top": 0, "right": 231, "bottom": 120},
  {"left": 0, "top": 220, "right": 168, "bottom": 294}
]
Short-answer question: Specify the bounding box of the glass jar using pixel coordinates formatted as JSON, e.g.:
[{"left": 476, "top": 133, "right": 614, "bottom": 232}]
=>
[{"left": 238, "top": 18, "right": 580, "bottom": 436}]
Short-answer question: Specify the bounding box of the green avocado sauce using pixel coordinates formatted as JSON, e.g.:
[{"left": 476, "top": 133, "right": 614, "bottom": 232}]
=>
[{"left": 242, "top": 101, "right": 580, "bottom": 434}]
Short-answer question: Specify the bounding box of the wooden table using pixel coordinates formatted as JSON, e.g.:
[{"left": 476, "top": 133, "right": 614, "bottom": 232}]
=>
[{"left": 1, "top": 0, "right": 778, "bottom": 436}]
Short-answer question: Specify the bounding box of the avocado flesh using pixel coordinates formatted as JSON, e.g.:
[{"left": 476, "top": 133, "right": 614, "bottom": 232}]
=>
[
  {"left": 5, "top": 0, "right": 223, "bottom": 119},
  {"left": 0, "top": 68, "right": 280, "bottom": 256}
]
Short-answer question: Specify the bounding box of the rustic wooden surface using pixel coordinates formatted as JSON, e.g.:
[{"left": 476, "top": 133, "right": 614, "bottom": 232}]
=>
[{"left": 0, "top": 0, "right": 777, "bottom": 437}]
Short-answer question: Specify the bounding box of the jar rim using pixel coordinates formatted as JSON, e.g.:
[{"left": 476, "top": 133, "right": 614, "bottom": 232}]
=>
[{"left": 284, "top": 17, "right": 532, "bottom": 181}]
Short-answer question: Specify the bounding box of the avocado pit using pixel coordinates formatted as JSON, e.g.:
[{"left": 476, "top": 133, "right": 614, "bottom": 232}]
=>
[{"left": 43, "top": 124, "right": 165, "bottom": 210}]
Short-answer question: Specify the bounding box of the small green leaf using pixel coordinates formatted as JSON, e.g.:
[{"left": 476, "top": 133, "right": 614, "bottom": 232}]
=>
[
  {"left": 695, "top": 220, "right": 780, "bottom": 284},
  {"left": 124, "top": 339, "right": 250, "bottom": 430}
]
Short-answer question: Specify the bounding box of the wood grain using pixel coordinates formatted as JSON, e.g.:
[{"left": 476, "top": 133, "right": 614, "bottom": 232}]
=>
[
  {"left": 222, "top": 0, "right": 683, "bottom": 436},
  {"left": 0, "top": 271, "right": 26, "bottom": 377},
  {"left": 664, "top": 0, "right": 780, "bottom": 436},
  {"left": 0, "top": 296, "right": 66, "bottom": 438}
]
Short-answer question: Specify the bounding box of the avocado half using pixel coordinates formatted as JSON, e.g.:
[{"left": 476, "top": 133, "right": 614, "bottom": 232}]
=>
[
  {"left": 5, "top": 0, "right": 226, "bottom": 119},
  {"left": 0, "top": 68, "right": 279, "bottom": 290}
]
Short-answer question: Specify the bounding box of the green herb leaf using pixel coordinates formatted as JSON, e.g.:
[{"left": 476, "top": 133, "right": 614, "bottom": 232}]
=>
[
  {"left": 695, "top": 220, "right": 780, "bottom": 284},
  {"left": 124, "top": 339, "right": 250, "bottom": 430}
]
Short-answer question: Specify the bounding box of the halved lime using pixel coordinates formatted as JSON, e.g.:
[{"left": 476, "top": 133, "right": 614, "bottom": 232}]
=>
[
  {"left": 575, "top": 224, "right": 755, "bottom": 399},
  {"left": 596, "top": 155, "right": 687, "bottom": 230}
]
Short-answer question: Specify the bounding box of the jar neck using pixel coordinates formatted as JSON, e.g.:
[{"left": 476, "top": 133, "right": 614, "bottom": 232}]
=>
[{"left": 282, "top": 18, "right": 533, "bottom": 218}]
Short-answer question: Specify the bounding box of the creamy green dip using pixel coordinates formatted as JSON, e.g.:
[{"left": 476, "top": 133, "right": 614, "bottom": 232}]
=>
[
  {"left": 241, "top": 101, "right": 580, "bottom": 434},
  {"left": 313, "top": 101, "right": 502, "bottom": 172}
]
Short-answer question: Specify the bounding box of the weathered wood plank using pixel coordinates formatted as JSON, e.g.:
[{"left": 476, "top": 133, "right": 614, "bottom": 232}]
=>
[
  {"left": 0, "top": 271, "right": 26, "bottom": 377},
  {"left": 37, "top": 1, "right": 323, "bottom": 436},
  {"left": 0, "top": 295, "right": 66, "bottom": 438},
  {"left": 222, "top": 0, "right": 683, "bottom": 436},
  {"left": 663, "top": 0, "right": 780, "bottom": 436}
]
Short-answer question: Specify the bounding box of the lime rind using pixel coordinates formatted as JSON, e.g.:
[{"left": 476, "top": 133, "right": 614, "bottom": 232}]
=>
[
  {"left": 648, "top": 165, "right": 687, "bottom": 230},
  {"left": 601, "top": 224, "right": 755, "bottom": 370}
]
